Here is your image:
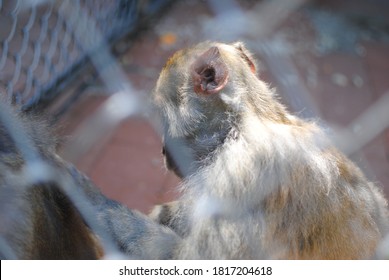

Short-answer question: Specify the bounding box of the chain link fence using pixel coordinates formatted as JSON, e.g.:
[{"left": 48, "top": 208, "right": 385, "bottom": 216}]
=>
[
  {"left": 1, "top": 0, "right": 389, "bottom": 259},
  {"left": 0, "top": 0, "right": 171, "bottom": 111}
]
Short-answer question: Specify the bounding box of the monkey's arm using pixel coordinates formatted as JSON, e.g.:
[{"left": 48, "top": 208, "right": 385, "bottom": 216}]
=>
[
  {"left": 98, "top": 201, "right": 180, "bottom": 259},
  {"left": 65, "top": 163, "right": 180, "bottom": 259}
]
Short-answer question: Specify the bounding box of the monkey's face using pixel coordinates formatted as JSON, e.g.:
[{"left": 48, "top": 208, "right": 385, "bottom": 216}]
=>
[{"left": 152, "top": 42, "right": 260, "bottom": 178}]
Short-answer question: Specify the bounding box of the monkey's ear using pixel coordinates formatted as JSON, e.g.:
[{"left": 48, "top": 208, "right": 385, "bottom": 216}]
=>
[
  {"left": 191, "top": 46, "right": 229, "bottom": 95},
  {"left": 233, "top": 42, "right": 256, "bottom": 74}
]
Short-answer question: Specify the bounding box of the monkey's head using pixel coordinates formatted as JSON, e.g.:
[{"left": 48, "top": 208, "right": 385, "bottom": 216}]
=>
[{"left": 152, "top": 41, "right": 287, "bottom": 178}]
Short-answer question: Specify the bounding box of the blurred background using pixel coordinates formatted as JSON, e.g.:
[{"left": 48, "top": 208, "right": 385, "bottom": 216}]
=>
[{"left": 1, "top": 0, "right": 389, "bottom": 216}]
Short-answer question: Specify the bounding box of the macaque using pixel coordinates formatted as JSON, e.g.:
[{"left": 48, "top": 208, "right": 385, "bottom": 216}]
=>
[
  {"left": 0, "top": 103, "right": 179, "bottom": 259},
  {"left": 150, "top": 41, "right": 389, "bottom": 259}
]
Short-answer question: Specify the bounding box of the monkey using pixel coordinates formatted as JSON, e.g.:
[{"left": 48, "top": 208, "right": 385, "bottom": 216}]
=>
[
  {"left": 150, "top": 41, "right": 389, "bottom": 259},
  {"left": 0, "top": 101, "right": 179, "bottom": 259}
]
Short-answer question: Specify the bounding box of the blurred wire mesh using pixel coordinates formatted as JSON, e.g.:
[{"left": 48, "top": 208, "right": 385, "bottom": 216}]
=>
[
  {"left": 1, "top": 0, "right": 389, "bottom": 259},
  {"left": 0, "top": 0, "right": 169, "bottom": 111}
]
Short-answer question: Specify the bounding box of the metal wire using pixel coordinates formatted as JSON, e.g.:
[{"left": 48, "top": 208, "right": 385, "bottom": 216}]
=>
[
  {"left": 0, "top": 0, "right": 388, "bottom": 259},
  {"left": 0, "top": 0, "right": 168, "bottom": 109}
]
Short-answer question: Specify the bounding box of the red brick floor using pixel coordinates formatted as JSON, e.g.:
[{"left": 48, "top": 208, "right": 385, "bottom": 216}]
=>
[{"left": 60, "top": 0, "right": 389, "bottom": 213}]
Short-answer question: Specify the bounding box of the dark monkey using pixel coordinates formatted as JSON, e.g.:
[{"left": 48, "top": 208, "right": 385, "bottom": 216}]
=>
[
  {"left": 0, "top": 103, "right": 178, "bottom": 259},
  {"left": 150, "top": 41, "right": 389, "bottom": 259}
]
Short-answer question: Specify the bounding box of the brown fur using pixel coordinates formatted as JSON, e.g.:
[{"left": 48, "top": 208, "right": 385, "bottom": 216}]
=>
[{"left": 27, "top": 184, "right": 104, "bottom": 259}]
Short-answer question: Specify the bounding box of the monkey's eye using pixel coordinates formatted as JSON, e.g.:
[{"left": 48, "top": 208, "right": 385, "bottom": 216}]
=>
[{"left": 162, "top": 146, "right": 166, "bottom": 155}]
